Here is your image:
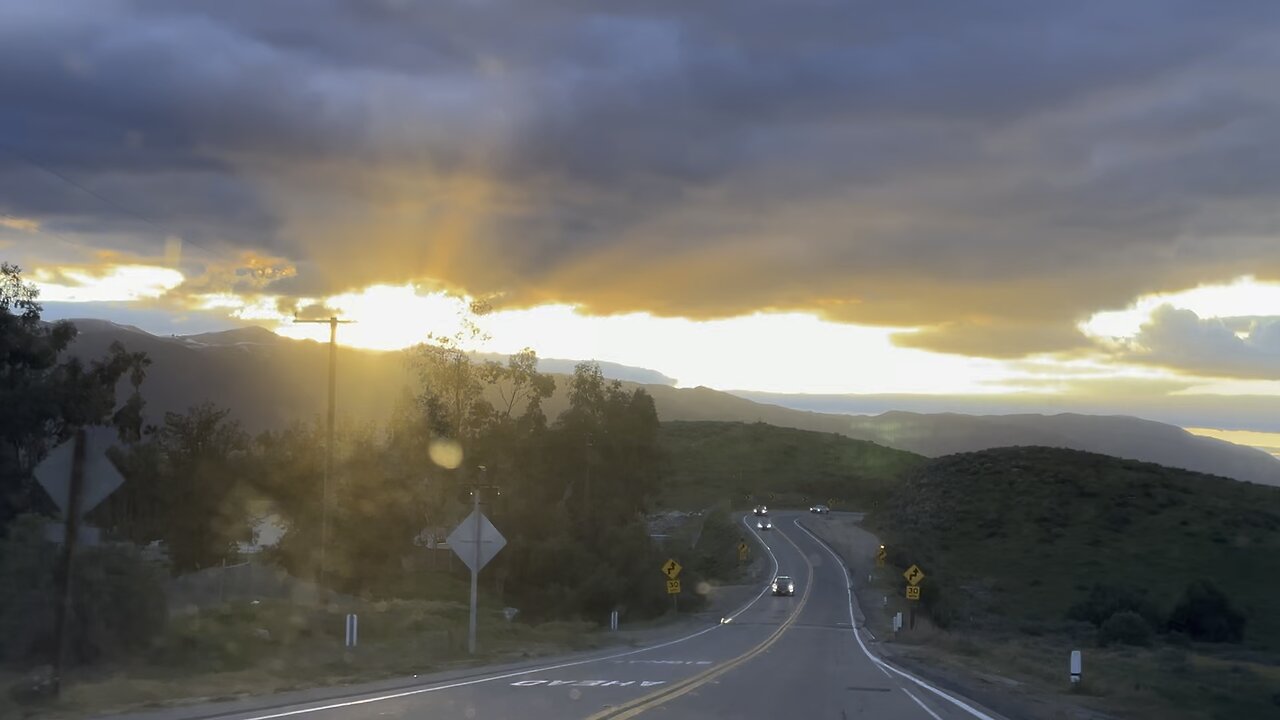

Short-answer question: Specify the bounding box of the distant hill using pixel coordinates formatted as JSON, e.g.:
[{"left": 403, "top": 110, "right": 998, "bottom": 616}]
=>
[
  {"left": 833, "top": 411, "right": 1280, "bottom": 487},
  {"left": 58, "top": 319, "right": 1280, "bottom": 487},
  {"left": 872, "top": 446, "right": 1280, "bottom": 649},
  {"left": 656, "top": 421, "right": 924, "bottom": 509}
]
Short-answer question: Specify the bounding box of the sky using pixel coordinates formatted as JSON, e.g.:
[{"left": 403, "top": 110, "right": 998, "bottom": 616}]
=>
[{"left": 3, "top": 1, "right": 1280, "bottom": 438}]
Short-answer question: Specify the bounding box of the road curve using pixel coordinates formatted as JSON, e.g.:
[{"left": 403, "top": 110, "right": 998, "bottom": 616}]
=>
[{"left": 106, "top": 512, "right": 1004, "bottom": 720}]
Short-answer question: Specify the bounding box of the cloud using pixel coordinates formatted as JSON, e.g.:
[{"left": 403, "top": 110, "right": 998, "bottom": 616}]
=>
[
  {"left": 4, "top": 1, "right": 1280, "bottom": 357},
  {"left": 1123, "top": 305, "right": 1280, "bottom": 379}
]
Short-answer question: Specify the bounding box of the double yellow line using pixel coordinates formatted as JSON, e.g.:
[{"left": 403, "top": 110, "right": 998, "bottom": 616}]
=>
[{"left": 587, "top": 526, "right": 814, "bottom": 720}]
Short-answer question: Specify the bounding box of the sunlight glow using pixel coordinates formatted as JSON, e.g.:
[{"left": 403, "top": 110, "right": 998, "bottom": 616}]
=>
[
  {"left": 31, "top": 264, "right": 184, "bottom": 302},
  {"left": 1080, "top": 276, "right": 1280, "bottom": 339},
  {"left": 1185, "top": 427, "right": 1280, "bottom": 458}
]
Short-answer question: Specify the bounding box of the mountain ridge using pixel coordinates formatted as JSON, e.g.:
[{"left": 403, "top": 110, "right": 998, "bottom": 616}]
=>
[{"left": 56, "top": 319, "right": 1280, "bottom": 487}]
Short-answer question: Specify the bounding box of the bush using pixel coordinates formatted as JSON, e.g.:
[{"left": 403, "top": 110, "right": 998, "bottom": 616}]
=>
[
  {"left": 0, "top": 515, "right": 167, "bottom": 665},
  {"left": 1066, "top": 583, "right": 1162, "bottom": 628},
  {"left": 1099, "top": 610, "right": 1153, "bottom": 647},
  {"left": 1167, "top": 579, "right": 1245, "bottom": 643}
]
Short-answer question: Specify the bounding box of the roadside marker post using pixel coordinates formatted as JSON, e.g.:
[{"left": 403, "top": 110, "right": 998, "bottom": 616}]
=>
[
  {"left": 1070, "top": 650, "right": 1082, "bottom": 685},
  {"left": 345, "top": 614, "right": 359, "bottom": 648}
]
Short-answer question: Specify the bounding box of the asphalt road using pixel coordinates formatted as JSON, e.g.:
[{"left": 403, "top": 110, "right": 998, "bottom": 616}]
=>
[{"left": 113, "top": 513, "right": 1003, "bottom": 720}]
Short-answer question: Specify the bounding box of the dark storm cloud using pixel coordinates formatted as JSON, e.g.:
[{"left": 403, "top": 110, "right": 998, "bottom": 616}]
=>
[{"left": 4, "top": 0, "right": 1280, "bottom": 357}]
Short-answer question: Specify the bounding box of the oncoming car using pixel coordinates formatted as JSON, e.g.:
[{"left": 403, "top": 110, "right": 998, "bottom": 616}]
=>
[
  {"left": 771, "top": 575, "right": 795, "bottom": 596},
  {"left": 753, "top": 505, "right": 768, "bottom": 516},
  {"left": 756, "top": 518, "right": 773, "bottom": 530},
  {"left": 809, "top": 504, "right": 829, "bottom": 514}
]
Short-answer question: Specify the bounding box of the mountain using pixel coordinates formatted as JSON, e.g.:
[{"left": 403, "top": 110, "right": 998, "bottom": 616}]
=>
[
  {"left": 58, "top": 320, "right": 1280, "bottom": 487},
  {"left": 833, "top": 411, "right": 1280, "bottom": 488}
]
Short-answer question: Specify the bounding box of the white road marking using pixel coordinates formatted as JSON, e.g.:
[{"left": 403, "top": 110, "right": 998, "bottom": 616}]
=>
[
  {"left": 792, "top": 518, "right": 1002, "bottom": 720},
  {"left": 903, "top": 688, "right": 945, "bottom": 720},
  {"left": 220, "top": 516, "right": 781, "bottom": 720},
  {"left": 509, "top": 680, "right": 662, "bottom": 688},
  {"left": 613, "top": 660, "right": 712, "bottom": 665}
]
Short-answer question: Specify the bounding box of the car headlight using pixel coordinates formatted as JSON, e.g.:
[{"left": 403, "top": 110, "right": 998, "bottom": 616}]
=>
[{"left": 788, "top": 583, "right": 794, "bottom": 592}]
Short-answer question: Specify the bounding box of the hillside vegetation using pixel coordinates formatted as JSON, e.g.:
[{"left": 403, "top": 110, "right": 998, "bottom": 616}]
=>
[
  {"left": 873, "top": 446, "right": 1280, "bottom": 650},
  {"left": 657, "top": 420, "right": 924, "bottom": 509}
]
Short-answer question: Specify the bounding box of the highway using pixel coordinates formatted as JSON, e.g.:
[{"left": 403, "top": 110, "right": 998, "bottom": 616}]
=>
[{"left": 112, "top": 512, "right": 1003, "bottom": 720}]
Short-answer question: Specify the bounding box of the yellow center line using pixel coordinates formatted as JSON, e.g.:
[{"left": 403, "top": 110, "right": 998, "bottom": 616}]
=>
[{"left": 586, "top": 523, "right": 816, "bottom": 720}]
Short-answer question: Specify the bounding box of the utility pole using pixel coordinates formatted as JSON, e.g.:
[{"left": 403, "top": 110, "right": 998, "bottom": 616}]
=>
[{"left": 293, "top": 315, "right": 353, "bottom": 589}]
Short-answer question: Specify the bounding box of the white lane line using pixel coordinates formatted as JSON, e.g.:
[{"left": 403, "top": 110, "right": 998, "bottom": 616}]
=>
[
  {"left": 903, "top": 688, "right": 945, "bottom": 720},
  {"left": 730, "top": 515, "right": 782, "bottom": 621},
  {"left": 791, "top": 518, "right": 1001, "bottom": 720},
  {"left": 225, "top": 516, "right": 780, "bottom": 720}
]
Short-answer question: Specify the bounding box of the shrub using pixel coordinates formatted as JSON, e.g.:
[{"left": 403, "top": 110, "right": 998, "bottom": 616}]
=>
[
  {"left": 1099, "top": 610, "right": 1153, "bottom": 647},
  {"left": 1167, "top": 579, "right": 1245, "bottom": 643},
  {"left": 1066, "top": 583, "right": 1162, "bottom": 628},
  {"left": 0, "top": 515, "right": 168, "bottom": 665}
]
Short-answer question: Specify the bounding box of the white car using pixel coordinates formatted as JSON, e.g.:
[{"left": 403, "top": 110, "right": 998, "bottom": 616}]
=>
[
  {"left": 809, "top": 504, "right": 830, "bottom": 514},
  {"left": 757, "top": 518, "right": 773, "bottom": 530}
]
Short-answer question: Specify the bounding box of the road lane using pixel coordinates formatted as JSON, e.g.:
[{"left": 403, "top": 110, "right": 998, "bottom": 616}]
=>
[
  {"left": 610, "top": 513, "right": 1005, "bottom": 720},
  {"left": 106, "top": 512, "right": 1002, "bottom": 720},
  {"left": 112, "top": 515, "right": 812, "bottom": 720}
]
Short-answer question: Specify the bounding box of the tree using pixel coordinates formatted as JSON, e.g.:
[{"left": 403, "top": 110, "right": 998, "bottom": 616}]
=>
[
  {"left": 98, "top": 404, "right": 254, "bottom": 573},
  {"left": 1167, "top": 579, "right": 1245, "bottom": 643},
  {"left": 0, "top": 263, "right": 149, "bottom": 535}
]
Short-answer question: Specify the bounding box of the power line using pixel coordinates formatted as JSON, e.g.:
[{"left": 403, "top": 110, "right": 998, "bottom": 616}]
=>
[{"left": 0, "top": 142, "right": 234, "bottom": 264}]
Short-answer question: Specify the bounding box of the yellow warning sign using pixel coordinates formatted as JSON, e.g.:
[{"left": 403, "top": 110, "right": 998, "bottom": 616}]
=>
[
  {"left": 903, "top": 564, "right": 925, "bottom": 586},
  {"left": 666, "top": 579, "right": 681, "bottom": 594},
  {"left": 906, "top": 585, "right": 921, "bottom": 601},
  {"left": 661, "top": 558, "right": 682, "bottom": 580}
]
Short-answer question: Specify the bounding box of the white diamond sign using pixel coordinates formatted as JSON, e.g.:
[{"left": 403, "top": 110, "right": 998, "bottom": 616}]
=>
[
  {"left": 33, "top": 427, "right": 126, "bottom": 516},
  {"left": 447, "top": 510, "right": 506, "bottom": 573}
]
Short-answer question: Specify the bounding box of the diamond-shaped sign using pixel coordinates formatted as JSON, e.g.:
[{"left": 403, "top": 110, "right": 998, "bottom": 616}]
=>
[
  {"left": 33, "top": 428, "right": 125, "bottom": 516},
  {"left": 903, "top": 564, "right": 926, "bottom": 586},
  {"left": 447, "top": 510, "right": 507, "bottom": 573}
]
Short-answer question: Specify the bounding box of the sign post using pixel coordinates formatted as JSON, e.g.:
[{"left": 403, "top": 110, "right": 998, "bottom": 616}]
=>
[
  {"left": 903, "top": 563, "right": 925, "bottom": 630},
  {"left": 661, "top": 558, "right": 682, "bottom": 612},
  {"left": 34, "top": 427, "right": 127, "bottom": 698},
  {"left": 737, "top": 541, "right": 749, "bottom": 563},
  {"left": 447, "top": 492, "right": 507, "bottom": 655}
]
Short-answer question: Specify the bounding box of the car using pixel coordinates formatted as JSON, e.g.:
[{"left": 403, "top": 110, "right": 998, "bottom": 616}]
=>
[
  {"left": 771, "top": 575, "right": 795, "bottom": 596},
  {"left": 753, "top": 505, "right": 768, "bottom": 516},
  {"left": 756, "top": 518, "right": 773, "bottom": 530},
  {"left": 809, "top": 504, "right": 829, "bottom": 514}
]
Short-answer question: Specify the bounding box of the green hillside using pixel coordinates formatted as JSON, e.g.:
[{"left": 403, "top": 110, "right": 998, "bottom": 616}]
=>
[
  {"left": 657, "top": 420, "right": 925, "bottom": 509},
  {"left": 874, "top": 446, "right": 1280, "bottom": 649}
]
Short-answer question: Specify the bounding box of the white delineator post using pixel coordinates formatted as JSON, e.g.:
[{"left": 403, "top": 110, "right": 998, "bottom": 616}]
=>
[
  {"left": 345, "top": 614, "right": 358, "bottom": 647},
  {"left": 1070, "top": 650, "right": 1082, "bottom": 684}
]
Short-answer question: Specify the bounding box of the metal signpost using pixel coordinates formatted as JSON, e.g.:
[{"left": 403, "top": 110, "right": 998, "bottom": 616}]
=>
[
  {"left": 33, "top": 427, "right": 127, "bottom": 697},
  {"left": 902, "top": 563, "right": 925, "bottom": 630},
  {"left": 661, "top": 558, "right": 682, "bottom": 611},
  {"left": 447, "top": 494, "right": 507, "bottom": 655}
]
